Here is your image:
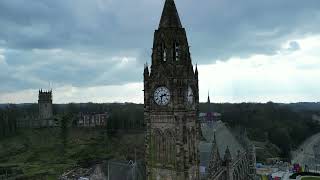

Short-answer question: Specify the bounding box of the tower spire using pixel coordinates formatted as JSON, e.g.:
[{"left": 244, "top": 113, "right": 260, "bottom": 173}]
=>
[
  {"left": 195, "top": 64, "right": 198, "bottom": 76},
  {"left": 144, "top": 63, "right": 149, "bottom": 77},
  {"left": 224, "top": 146, "right": 232, "bottom": 162},
  {"left": 159, "top": 0, "right": 182, "bottom": 28}
]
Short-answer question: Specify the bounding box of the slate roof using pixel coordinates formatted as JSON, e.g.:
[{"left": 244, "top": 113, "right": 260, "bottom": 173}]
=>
[{"left": 199, "top": 121, "right": 245, "bottom": 168}]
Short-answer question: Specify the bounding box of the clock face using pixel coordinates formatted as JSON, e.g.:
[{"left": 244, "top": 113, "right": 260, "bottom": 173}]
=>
[
  {"left": 187, "top": 86, "right": 194, "bottom": 104},
  {"left": 154, "top": 86, "right": 171, "bottom": 106}
]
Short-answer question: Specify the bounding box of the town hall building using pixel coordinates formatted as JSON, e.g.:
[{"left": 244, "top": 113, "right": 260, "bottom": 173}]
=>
[
  {"left": 143, "top": 0, "right": 200, "bottom": 179},
  {"left": 144, "top": 0, "right": 256, "bottom": 180}
]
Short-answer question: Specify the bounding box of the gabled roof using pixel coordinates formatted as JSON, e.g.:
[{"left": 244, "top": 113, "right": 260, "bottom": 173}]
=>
[
  {"left": 159, "top": 0, "right": 182, "bottom": 28},
  {"left": 199, "top": 121, "right": 245, "bottom": 167}
]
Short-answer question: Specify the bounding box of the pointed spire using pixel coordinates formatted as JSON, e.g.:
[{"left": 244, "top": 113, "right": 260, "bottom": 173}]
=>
[
  {"left": 207, "top": 91, "right": 211, "bottom": 104},
  {"left": 195, "top": 64, "right": 198, "bottom": 76},
  {"left": 159, "top": 0, "right": 182, "bottom": 28},
  {"left": 224, "top": 146, "right": 232, "bottom": 162},
  {"left": 209, "top": 131, "right": 220, "bottom": 173},
  {"left": 144, "top": 63, "right": 149, "bottom": 77},
  {"left": 144, "top": 64, "right": 149, "bottom": 72}
]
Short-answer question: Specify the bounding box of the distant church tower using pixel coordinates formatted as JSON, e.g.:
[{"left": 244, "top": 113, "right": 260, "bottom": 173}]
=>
[
  {"left": 144, "top": 0, "right": 200, "bottom": 179},
  {"left": 38, "top": 89, "right": 53, "bottom": 119}
]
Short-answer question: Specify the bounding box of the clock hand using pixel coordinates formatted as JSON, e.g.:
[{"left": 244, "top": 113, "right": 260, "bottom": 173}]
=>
[{"left": 162, "top": 94, "right": 168, "bottom": 103}]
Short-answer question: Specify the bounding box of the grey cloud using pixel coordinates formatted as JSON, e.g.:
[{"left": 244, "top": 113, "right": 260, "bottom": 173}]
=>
[
  {"left": 0, "top": 48, "right": 143, "bottom": 92},
  {"left": 0, "top": 0, "right": 320, "bottom": 92},
  {"left": 0, "top": 0, "right": 158, "bottom": 50},
  {"left": 1, "top": 0, "right": 319, "bottom": 57},
  {"left": 178, "top": 0, "right": 320, "bottom": 61}
]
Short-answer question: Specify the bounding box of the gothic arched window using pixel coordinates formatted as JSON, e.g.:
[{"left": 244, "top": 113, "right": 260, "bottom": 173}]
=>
[
  {"left": 188, "top": 129, "right": 193, "bottom": 161},
  {"left": 161, "top": 134, "right": 166, "bottom": 163},
  {"left": 164, "top": 130, "right": 175, "bottom": 165},
  {"left": 151, "top": 132, "right": 157, "bottom": 161},
  {"left": 192, "top": 128, "right": 196, "bottom": 161},
  {"left": 174, "top": 42, "right": 180, "bottom": 61},
  {"left": 153, "top": 129, "right": 162, "bottom": 162},
  {"left": 162, "top": 43, "right": 167, "bottom": 61}
]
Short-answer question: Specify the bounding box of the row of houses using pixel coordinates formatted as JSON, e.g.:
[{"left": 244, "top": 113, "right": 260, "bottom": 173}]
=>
[
  {"left": 16, "top": 115, "right": 57, "bottom": 128},
  {"left": 76, "top": 112, "right": 109, "bottom": 128},
  {"left": 17, "top": 112, "right": 109, "bottom": 129}
]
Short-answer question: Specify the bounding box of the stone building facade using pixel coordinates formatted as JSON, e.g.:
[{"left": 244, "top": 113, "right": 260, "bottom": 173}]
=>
[
  {"left": 144, "top": 0, "right": 256, "bottom": 180},
  {"left": 144, "top": 0, "right": 200, "bottom": 179},
  {"left": 16, "top": 114, "right": 53, "bottom": 128},
  {"left": 76, "top": 112, "right": 108, "bottom": 128},
  {"left": 16, "top": 89, "right": 56, "bottom": 128},
  {"left": 38, "top": 89, "right": 53, "bottom": 120}
]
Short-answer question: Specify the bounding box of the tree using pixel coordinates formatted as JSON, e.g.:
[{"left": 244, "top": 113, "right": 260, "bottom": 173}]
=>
[{"left": 59, "top": 113, "right": 72, "bottom": 154}]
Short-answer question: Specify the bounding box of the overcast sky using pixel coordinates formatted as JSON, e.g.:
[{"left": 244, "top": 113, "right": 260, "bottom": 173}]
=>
[{"left": 0, "top": 0, "right": 320, "bottom": 103}]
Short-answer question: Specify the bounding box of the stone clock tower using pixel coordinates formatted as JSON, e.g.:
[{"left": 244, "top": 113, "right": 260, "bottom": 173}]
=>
[{"left": 144, "top": 0, "right": 200, "bottom": 179}]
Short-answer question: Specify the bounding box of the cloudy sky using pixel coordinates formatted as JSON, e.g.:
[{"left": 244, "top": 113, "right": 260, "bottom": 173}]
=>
[{"left": 0, "top": 0, "right": 320, "bottom": 103}]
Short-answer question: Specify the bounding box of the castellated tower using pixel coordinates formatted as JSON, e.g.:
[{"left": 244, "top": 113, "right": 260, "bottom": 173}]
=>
[
  {"left": 144, "top": 0, "right": 200, "bottom": 179},
  {"left": 38, "top": 89, "right": 53, "bottom": 120}
]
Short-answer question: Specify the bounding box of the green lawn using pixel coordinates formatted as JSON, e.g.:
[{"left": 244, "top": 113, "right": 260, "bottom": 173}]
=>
[
  {"left": 0, "top": 128, "right": 144, "bottom": 179},
  {"left": 301, "top": 177, "right": 320, "bottom": 180}
]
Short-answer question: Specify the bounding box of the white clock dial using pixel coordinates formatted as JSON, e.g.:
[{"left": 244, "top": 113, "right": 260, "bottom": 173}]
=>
[
  {"left": 187, "top": 86, "right": 194, "bottom": 104},
  {"left": 154, "top": 86, "right": 171, "bottom": 106}
]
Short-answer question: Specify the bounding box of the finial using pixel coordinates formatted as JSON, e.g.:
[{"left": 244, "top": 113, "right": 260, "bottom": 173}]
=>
[
  {"left": 144, "top": 63, "right": 149, "bottom": 76},
  {"left": 224, "top": 146, "right": 232, "bottom": 162},
  {"left": 226, "top": 146, "right": 231, "bottom": 154},
  {"left": 195, "top": 64, "right": 198, "bottom": 76}
]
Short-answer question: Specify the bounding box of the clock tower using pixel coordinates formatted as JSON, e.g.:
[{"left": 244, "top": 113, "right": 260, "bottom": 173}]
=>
[{"left": 144, "top": 0, "right": 200, "bottom": 179}]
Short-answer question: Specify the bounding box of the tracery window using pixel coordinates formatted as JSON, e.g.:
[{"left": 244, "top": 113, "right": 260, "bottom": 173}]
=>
[
  {"left": 161, "top": 134, "right": 166, "bottom": 163},
  {"left": 189, "top": 129, "right": 194, "bottom": 161},
  {"left": 174, "top": 42, "right": 179, "bottom": 61},
  {"left": 162, "top": 43, "right": 167, "bottom": 61},
  {"left": 165, "top": 130, "right": 175, "bottom": 165},
  {"left": 153, "top": 129, "right": 162, "bottom": 162}
]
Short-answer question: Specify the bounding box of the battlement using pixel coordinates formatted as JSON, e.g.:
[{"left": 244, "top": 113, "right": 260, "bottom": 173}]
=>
[
  {"left": 38, "top": 89, "right": 53, "bottom": 119},
  {"left": 38, "top": 89, "right": 52, "bottom": 102}
]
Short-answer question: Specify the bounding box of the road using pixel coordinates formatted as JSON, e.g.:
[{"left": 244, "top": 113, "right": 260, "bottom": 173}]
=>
[{"left": 292, "top": 132, "right": 320, "bottom": 171}]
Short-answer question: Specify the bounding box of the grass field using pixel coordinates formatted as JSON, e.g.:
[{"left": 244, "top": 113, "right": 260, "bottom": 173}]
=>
[
  {"left": 301, "top": 177, "right": 320, "bottom": 180},
  {"left": 0, "top": 128, "right": 144, "bottom": 179}
]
